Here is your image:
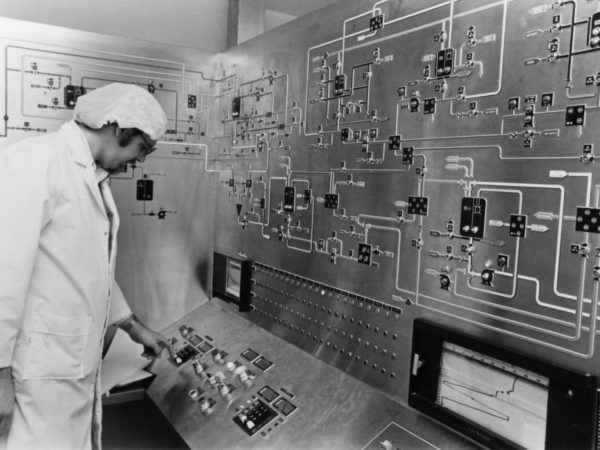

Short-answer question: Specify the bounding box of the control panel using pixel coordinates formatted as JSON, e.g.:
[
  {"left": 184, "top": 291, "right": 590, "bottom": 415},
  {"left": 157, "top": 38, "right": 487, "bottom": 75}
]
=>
[{"left": 166, "top": 324, "right": 299, "bottom": 440}]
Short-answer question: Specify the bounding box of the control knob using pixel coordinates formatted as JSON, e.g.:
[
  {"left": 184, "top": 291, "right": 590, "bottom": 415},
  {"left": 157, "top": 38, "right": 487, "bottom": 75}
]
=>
[
  {"left": 379, "top": 440, "right": 396, "bottom": 450},
  {"left": 234, "top": 365, "right": 247, "bottom": 376},
  {"left": 192, "top": 360, "right": 205, "bottom": 376},
  {"left": 188, "top": 388, "right": 200, "bottom": 401},
  {"left": 212, "top": 350, "right": 226, "bottom": 365},
  {"left": 199, "top": 398, "right": 213, "bottom": 415}
]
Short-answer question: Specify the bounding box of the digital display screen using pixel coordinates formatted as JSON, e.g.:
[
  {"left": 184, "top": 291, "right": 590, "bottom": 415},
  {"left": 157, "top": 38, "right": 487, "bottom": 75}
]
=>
[
  {"left": 226, "top": 259, "right": 242, "bottom": 299},
  {"left": 409, "top": 319, "right": 598, "bottom": 450},
  {"left": 437, "top": 342, "right": 548, "bottom": 450}
]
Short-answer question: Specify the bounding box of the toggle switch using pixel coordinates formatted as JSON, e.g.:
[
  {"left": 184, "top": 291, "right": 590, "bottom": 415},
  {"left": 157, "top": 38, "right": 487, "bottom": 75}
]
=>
[{"left": 193, "top": 360, "right": 205, "bottom": 376}]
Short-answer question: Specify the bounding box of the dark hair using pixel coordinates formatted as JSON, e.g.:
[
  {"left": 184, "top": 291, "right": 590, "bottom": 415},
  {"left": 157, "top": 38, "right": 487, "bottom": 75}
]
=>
[{"left": 117, "top": 128, "right": 144, "bottom": 147}]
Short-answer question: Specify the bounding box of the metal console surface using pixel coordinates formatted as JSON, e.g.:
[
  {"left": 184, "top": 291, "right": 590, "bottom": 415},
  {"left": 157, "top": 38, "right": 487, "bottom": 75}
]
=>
[{"left": 147, "top": 301, "right": 478, "bottom": 450}]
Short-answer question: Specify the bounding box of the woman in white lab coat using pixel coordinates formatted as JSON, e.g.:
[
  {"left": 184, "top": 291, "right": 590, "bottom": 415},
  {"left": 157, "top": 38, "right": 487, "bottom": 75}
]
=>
[{"left": 0, "top": 83, "right": 171, "bottom": 449}]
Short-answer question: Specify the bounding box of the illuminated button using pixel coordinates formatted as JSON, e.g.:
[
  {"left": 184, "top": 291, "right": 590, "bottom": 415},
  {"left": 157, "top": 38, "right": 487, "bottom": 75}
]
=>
[
  {"left": 180, "top": 326, "right": 190, "bottom": 337},
  {"left": 381, "top": 440, "right": 394, "bottom": 450},
  {"left": 246, "top": 420, "right": 255, "bottom": 429}
]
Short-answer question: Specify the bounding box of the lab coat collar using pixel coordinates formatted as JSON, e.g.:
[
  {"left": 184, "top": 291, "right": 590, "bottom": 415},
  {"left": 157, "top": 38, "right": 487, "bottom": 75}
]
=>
[
  {"left": 59, "top": 121, "right": 110, "bottom": 214},
  {"left": 95, "top": 167, "right": 110, "bottom": 185},
  {"left": 60, "top": 120, "right": 95, "bottom": 168}
]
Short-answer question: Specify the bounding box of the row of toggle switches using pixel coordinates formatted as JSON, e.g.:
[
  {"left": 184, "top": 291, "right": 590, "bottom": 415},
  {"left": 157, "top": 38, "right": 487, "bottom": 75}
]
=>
[
  {"left": 251, "top": 306, "right": 398, "bottom": 379},
  {"left": 253, "top": 293, "right": 401, "bottom": 344},
  {"left": 252, "top": 263, "right": 404, "bottom": 315}
]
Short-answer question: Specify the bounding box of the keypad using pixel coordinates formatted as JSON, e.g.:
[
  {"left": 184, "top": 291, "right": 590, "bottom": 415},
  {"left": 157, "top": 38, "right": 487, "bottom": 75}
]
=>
[{"left": 233, "top": 399, "right": 278, "bottom": 436}]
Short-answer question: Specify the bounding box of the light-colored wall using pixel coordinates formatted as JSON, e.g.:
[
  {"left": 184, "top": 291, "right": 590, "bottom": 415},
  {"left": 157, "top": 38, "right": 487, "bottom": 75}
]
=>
[
  {"left": 0, "top": 0, "right": 342, "bottom": 50},
  {"left": 265, "top": 9, "right": 297, "bottom": 33},
  {"left": 0, "top": 0, "right": 230, "bottom": 52},
  {"left": 237, "top": 0, "right": 265, "bottom": 44}
]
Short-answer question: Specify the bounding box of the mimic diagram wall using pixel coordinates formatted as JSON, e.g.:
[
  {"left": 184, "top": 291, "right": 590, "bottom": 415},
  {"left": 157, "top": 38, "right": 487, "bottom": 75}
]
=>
[{"left": 210, "top": 0, "right": 600, "bottom": 401}]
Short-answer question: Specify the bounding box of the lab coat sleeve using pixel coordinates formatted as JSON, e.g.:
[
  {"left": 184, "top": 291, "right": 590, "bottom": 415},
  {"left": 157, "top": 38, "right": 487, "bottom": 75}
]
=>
[
  {"left": 108, "top": 281, "right": 132, "bottom": 325},
  {"left": 0, "top": 145, "right": 54, "bottom": 367}
]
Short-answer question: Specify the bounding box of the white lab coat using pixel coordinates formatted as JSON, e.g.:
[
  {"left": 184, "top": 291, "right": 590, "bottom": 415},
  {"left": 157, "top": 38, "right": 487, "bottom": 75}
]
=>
[{"left": 0, "top": 121, "right": 132, "bottom": 449}]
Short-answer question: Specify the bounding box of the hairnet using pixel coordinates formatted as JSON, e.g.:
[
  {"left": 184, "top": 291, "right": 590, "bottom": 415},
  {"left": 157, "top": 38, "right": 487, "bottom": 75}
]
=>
[{"left": 73, "top": 83, "right": 168, "bottom": 140}]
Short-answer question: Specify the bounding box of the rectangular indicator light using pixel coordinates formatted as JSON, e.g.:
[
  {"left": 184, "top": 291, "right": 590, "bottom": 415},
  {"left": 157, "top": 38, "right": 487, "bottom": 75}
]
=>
[
  {"left": 273, "top": 398, "right": 297, "bottom": 416},
  {"left": 188, "top": 334, "right": 203, "bottom": 346},
  {"left": 258, "top": 385, "right": 279, "bottom": 402},
  {"left": 198, "top": 341, "right": 213, "bottom": 353},
  {"left": 253, "top": 356, "right": 273, "bottom": 371},
  {"left": 241, "top": 348, "right": 260, "bottom": 361}
]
